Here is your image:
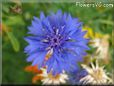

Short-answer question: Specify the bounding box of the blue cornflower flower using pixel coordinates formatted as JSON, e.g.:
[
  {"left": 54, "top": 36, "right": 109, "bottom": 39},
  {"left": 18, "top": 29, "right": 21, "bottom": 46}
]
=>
[{"left": 24, "top": 10, "right": 89, "bottom": 75}]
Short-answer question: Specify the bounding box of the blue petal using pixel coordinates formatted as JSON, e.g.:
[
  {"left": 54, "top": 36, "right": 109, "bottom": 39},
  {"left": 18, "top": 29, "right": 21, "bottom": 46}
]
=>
[
  {"left": 40, "top": 12, "right": 45, "bottom": 20},
  {"left": 46, "top": 57, "right": 54, "bottom": 73},
  {"left": 74, "top": 47, "right": 87, "bottom": 57},
  {"left": 58, "top": 51, "right": 78, "bottom": 72},
  {"left": 56, "top": 10, "right": 62, "bottom": 18},
  {"left": 48, "top": 11, "right": 63, "bottom": 29},
  {"left": 26, "top": 52, "right": 39, "bottom": 62},
  {"left": 28, "top": 17, "right": 45, "bottom": 36},
  {"left": 69, "top": 22, "right": 83, "bottom": 36},
  {"left": 64, "top": 39, "right": 89, "bottom": 50},
  {"left": 74, "top": 42, "right": 90, "bottom": 50},
  {"left": 70, "top": 27, "right": 82, "bottom": 37},
  {"left": 42, "top": 18, "right": 53, "bottom": 33},
  {"left": 24, "top": 36, "right": 47, "bottom": 45},
  {"left": 52, "top": 60, "right": 58, "bottom": 75},
  {"left": 24, "top": 37, "right": 47, "bottom": 54},
  {"left": 65, "top": 14, "right": 82, "bottom": 35},
  {"left": 46, "top": 51, "right": 62, "bottom": 75},
  {"left": 24, "top": 44, "right": 46, "bottom": 55},
  {"left": 32, "top": 51, "right": 46, "bottom": 68}
]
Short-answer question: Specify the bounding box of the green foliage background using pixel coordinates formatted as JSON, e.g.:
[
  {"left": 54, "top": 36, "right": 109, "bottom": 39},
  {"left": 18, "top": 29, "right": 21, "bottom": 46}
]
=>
[{"left": 2, "top": 1, "right": 114, "bottom": 84}]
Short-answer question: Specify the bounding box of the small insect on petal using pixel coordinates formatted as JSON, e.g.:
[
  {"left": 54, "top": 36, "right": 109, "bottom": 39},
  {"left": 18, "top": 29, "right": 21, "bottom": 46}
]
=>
[{"left": 45, "top": 48, "right": 53, "bottom": 61}]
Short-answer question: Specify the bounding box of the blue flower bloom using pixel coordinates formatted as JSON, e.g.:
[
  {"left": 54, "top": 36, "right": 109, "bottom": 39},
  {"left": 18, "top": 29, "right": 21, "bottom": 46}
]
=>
[{"left": 24, "top": 10, "right": 89, "bottom": 75}]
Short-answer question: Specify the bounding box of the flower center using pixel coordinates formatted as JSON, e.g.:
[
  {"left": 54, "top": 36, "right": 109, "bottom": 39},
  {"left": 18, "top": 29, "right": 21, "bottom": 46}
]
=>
[
  {"left": 92, "top": 68, "right": 103, "bottom": 80},
  {"left": 42, "top": 28, "right": 66, "bottom": 51},
  {"left": 49, "top": 29, "right": 63, "bottom": 48},
  {"left": 53, "top": 38, "right": 57, "bottom": 43},
  {"left": 51, "top": 36, "right": 60, "bottom": 47},
  {"left": 48, "top": 72, "right": 60, "bottom": 80}
]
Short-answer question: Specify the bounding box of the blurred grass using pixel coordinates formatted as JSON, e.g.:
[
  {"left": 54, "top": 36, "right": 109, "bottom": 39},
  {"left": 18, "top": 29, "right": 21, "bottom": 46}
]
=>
[{"left": 2, "top": 2, "right": 114, "bottom": 84}]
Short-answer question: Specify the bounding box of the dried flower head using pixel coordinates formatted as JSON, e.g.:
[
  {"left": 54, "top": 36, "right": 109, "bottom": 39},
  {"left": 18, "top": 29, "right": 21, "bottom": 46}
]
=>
[{"left": 80, "top": 60, "right": 112, "bottom": 84}]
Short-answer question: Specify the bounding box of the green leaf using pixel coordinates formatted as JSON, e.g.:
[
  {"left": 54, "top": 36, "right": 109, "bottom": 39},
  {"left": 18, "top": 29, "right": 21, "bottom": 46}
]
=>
[
  {"left": 3, "top": 24, "right": 20, "bottom": 52},
  {"left": 6, "top": 31, "right": 20, "bottom": 52}
]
